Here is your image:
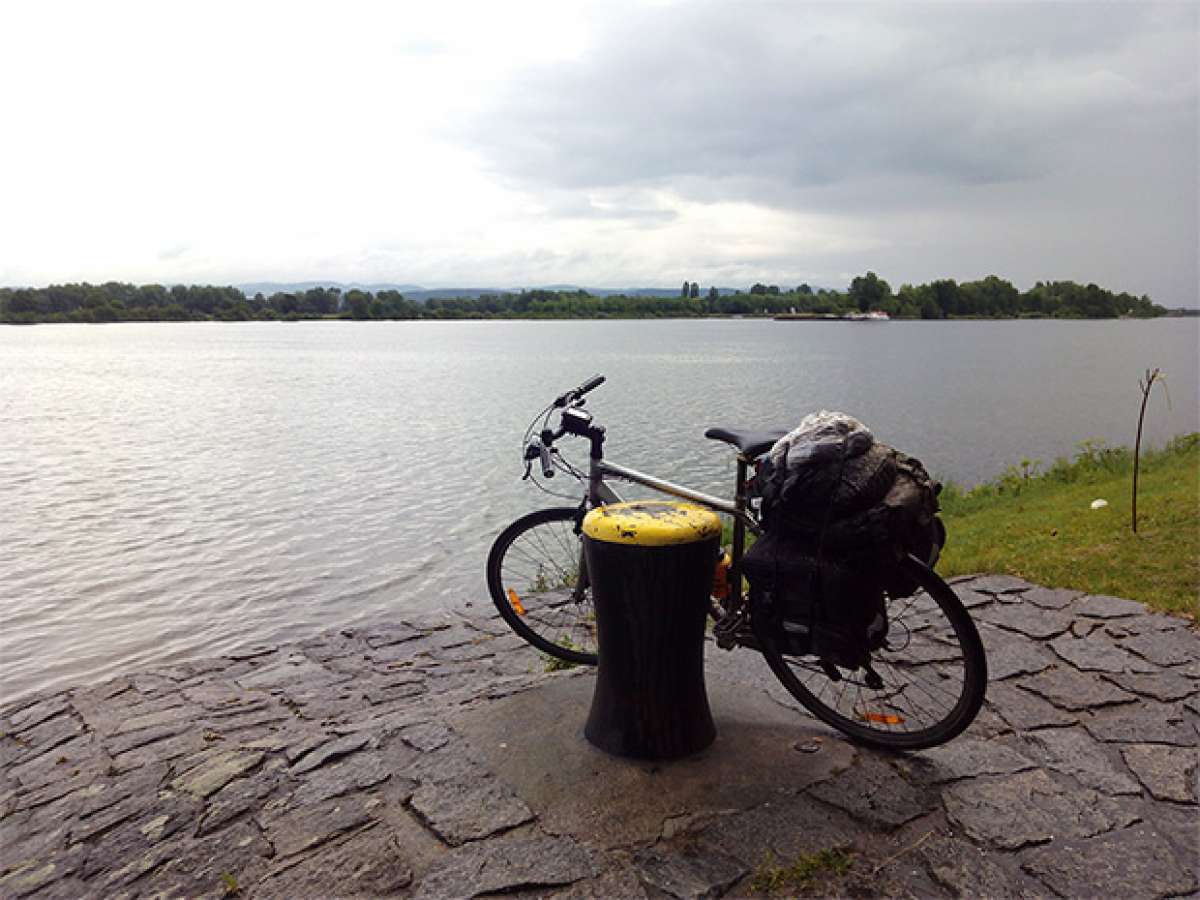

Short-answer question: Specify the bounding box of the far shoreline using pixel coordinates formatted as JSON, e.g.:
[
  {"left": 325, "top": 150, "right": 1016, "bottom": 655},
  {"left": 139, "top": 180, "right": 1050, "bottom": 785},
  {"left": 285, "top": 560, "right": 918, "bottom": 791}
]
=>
[{"left": 5, "top": 312, "right": 1197, "bottom": 326}]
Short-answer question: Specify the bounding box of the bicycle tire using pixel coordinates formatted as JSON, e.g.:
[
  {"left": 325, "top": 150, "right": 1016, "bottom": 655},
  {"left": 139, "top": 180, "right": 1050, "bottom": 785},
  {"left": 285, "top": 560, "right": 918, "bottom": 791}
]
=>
[
  {"left": 752, "top": 556, "right": 986, "bottom": 750},
  {"left": 487, "top": 507, "right": 599, "bottom": 665}
]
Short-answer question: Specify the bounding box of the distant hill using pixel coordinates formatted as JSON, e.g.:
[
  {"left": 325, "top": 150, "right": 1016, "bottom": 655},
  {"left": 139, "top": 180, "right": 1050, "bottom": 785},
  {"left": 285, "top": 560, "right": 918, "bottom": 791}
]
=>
[
  {"left": 237, "top": 282, "right": 736, "bottom": 302},
  {"left": 238, "top": 281, "right": 422, "bottom": 297}
]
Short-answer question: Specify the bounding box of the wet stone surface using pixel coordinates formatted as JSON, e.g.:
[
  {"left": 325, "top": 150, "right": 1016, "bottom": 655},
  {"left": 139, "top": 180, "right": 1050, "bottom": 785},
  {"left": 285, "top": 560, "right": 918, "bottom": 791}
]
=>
[{"left": 1, "top": 579, "right": 1197, "bottom": 898}]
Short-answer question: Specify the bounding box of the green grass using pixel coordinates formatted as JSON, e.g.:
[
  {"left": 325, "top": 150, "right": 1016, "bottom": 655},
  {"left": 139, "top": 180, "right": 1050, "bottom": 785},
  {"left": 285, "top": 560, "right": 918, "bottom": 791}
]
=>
[
  {"left": 937, "top": 434, "right": 1199, "bottom": 618},
  {"left": 542, "top": 635, "right": 582, "bottom": 672},
  {"left": 749, "top": 848, "right": 854, "bottom": 894}
]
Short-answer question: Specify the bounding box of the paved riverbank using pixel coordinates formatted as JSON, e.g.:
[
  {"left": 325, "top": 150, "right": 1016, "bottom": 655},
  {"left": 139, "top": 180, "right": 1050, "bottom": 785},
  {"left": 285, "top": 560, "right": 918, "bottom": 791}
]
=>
[{"left": 2, "top": 576, "right": 1197, "bottom": 899}]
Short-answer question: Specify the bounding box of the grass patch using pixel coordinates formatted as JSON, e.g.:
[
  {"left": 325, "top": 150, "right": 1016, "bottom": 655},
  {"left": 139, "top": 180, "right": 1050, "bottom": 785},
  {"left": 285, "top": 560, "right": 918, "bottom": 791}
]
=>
[
  {"left": 542, "top": 635, "right": 582, "bottom": 672},
  {"left": 749, "top": 847, "right": 854, "bottom": 894},
  {"left": 937, "top": 434, "right": 1199, "bottom": 618}
]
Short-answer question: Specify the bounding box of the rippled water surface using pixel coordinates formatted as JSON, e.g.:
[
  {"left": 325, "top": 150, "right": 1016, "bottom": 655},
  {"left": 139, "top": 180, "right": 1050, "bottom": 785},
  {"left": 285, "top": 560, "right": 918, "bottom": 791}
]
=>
[{"left": 3, "top": 318, "right": 1197, "bottom": 699}]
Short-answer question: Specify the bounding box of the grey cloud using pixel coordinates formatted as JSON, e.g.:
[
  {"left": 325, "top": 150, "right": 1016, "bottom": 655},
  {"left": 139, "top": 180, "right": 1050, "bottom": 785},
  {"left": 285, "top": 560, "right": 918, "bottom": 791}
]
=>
[
  {"left": 462, "top": 3, "right": 1195, "bottom": 202},
  {"left": 453, "top": 2, "right": 1197, "bottom": 302}
]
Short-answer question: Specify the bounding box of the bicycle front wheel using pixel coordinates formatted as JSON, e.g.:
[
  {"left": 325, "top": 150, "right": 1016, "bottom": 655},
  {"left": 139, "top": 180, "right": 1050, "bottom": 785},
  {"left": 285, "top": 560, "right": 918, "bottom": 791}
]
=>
[
  {"left": 753, "top": 556, "right": 986, "bottom": 750},
  {"left": 487, "top": 507, "right": 598, "bottom": 665}
]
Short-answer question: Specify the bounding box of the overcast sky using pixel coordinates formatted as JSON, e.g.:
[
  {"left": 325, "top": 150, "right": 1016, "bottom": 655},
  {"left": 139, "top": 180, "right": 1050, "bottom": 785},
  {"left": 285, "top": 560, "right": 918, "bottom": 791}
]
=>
[{"left": 2, "top": 1, "right": 1196, "bottom": 303}]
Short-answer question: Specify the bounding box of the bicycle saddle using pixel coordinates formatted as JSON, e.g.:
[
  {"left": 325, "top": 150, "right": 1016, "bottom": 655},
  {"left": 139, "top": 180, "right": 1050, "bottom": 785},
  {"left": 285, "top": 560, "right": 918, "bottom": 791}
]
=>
[{"left": 704, "top": 426, "right": 788, "bottom": 458}]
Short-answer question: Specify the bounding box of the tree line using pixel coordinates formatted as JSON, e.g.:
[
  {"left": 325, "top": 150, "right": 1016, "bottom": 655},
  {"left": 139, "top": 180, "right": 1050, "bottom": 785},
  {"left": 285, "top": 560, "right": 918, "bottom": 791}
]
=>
[{"left": 0, "top": 274, "right": 1166, "bottom": 323}]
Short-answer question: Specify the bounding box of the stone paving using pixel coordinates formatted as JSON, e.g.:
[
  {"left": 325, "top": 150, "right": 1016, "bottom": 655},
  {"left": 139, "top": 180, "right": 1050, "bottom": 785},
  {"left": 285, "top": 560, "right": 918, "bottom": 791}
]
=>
[{"left": 1, "top": 576, "right": 1197, "bottom": 899}]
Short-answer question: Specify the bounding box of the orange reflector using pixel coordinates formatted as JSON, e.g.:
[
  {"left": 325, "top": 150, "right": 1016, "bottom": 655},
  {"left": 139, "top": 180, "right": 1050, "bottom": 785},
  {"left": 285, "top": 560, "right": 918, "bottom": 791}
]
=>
[
  {"left": 860, "top": 712, "right": 904, "bottom": 725},
  {"left": 507, "top": 588, "right": 526, "bottom": 616}
]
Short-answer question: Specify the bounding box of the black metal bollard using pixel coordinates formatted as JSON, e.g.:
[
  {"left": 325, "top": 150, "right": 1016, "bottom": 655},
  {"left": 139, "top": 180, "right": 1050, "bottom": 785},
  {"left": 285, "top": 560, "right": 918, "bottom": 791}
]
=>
[{"left": 582, "top": 501, "right": 721, "bottom": 760}]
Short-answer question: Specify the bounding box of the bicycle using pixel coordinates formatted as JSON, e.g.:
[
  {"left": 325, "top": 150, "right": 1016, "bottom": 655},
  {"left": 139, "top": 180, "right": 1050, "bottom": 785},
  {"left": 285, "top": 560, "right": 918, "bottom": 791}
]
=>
[{"left": 486, "top": 375, "right": 987, "bottom": 750}]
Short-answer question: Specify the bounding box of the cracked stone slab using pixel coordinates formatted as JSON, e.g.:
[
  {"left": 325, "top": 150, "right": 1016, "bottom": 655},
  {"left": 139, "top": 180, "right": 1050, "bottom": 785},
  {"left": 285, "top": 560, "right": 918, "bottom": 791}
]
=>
[
  {"left": 986, "top": 639, "right": 1055, "bottom": 681},
  {"left": 362, "top": 624, "right": 426, "bottom": 649},
  {"left": 1048, "top": 636, "right": 1150, "bottom": 674},
  {"left": 399, "top": 722, "right": 454, "bottom": 752},
  {"left": 1023, "top": 587, "right": 1082, "bottom": 610},
  {"left": 236, "top": 655, "right": 343, "bottom": 691},
  {"left": 1076, "top": 594, "right": 1145, "bottom": 619},
  {"left": 1019, "top": 667, "right": 1137, "bottom": 711},
  {"left": 70, "top": 793, "right": 151, "bottom": 844},
  {"left": 110, "top": 729, "right": 205, "bottom": 775},
  {"left": 106, "top": 818, "right": 274, "bottom": 894},
  {"left": 977, "top": 602, "right": 1074, "bottom": 640},
  {"left": 1119, "top": 628, "right": 1198, "bottom": 667},
  {"left": 409, "top": 777, "right": 534, "bottom": 846},
  {"left": 9, "top": 715, "right": 85, "bottom": 766},
  {"left": 169, "top": 749, "right": 264, "bottom": 799},
  {"left": 1023, "top": 727, "right": 1140, "bottom": 795},
  {"left": 254, "top": 823, "right": 414, "bottom": 898},
  {"left": 913, "top": 738, "right": 1036, "bottom": 783},
  {"left": 693, "top": 799, "right": 860, "bottom": 876},
  {"left": 1102, "top": 670, "right": 1199, "bottom": 703},
  {"left": 260, "top": 795, "right": 375, "bottom": 858},
  {"left": 0, "top": 846, "right": 86, "bottom": 899},
  {"left": 965, "top": 575, "right": 1035, "bottom": 594},
  {"left": 807, "top": 753, "right": 936, "bottom": 829},
  {"left": 558, "top": 864, "right": 654, "bottom": 899},
  {"left": 634, "top": 843, "right": 748, "bottom": 900},
  {"left": 7, "top": 697, "right": 72, "bottom": 734},
  {"left": 290, "top": 751, "right": 400, "bottom": 807},
  {"left": 1082, "top": 703, "right": 1196, "bottom": 745},
  {"left": 194, "top": 759, "right": 286, "bottom": 836},
  {"left": 921, "top": 835, "right": 1039, "bottom": 898},
  {"left": 1021, "top": 824, "right": 1198, "bottom": 898},
  {"left": 113, "top": 702, "right": 202, "bottom": 735},
  {"left": 402, "top": 743, "right": 490, "bottom": 785},
  {"left": 958, "top": 589, "right": 995, "bottom": 610},
  {"left": 1120, "top": 745, "right": 1199, "bottom": 803},
  {"left": 943, "top": 769, "right": 1138, "bottom": 849},
  {"left": 414, "top": 833, "right": 596, "bottom": 900},
  {"left": 988, "top": 682, "right": 1079, "bottom": 731},
  {"left": 104, "top": 723, "right": 189, "bottom": 757},
  {"left": 290, "top": 733, "right": 371, "bottom": 775},
  {"left": 1102, "top": 615, "right": 1189, "bottom": 641},
  {"left": 10, "top": 766, "right": 122, "bottom": 815}
]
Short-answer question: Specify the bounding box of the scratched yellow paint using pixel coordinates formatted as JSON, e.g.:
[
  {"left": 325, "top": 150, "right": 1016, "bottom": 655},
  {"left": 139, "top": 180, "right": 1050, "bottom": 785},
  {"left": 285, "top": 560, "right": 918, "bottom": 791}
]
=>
[{"left": 582, "top": 501, "right": 722, "bottom": 547}]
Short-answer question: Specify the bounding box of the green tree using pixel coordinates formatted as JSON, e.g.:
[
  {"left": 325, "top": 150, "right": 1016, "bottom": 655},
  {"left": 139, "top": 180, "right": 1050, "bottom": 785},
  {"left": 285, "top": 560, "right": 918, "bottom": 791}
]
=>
[{"left": 848, "top": 271, "right": 892, "bottom": 312}]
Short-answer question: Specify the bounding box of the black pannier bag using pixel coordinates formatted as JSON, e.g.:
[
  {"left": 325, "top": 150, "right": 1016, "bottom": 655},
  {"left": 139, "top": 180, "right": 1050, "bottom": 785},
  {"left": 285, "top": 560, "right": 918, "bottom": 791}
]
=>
[{"left": 743, "top": 411, "right": 945, "bottom": 668}]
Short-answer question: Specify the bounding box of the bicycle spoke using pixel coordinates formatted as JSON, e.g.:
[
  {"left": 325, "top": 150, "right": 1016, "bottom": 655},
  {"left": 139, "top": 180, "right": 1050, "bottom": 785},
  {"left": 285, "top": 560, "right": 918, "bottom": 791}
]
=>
[{"left": 759, "top": 561, "right": 985, "bottom": 748}]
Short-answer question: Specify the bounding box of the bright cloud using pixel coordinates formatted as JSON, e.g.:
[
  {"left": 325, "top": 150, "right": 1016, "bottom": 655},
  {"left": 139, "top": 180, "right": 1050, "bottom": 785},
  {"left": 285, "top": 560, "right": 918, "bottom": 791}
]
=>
[{"left": 0, "top": 1, "right": 1196, "bottom": 303}]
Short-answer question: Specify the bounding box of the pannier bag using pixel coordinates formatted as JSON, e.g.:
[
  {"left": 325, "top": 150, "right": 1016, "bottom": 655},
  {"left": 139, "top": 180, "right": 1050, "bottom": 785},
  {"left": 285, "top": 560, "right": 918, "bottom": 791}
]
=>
[{"left": 743, "top": 411, "right": 945, "bottom": 668}]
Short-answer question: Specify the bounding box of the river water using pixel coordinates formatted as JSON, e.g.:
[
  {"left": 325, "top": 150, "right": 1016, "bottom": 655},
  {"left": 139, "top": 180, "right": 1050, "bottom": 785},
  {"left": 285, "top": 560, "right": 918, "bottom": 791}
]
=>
[{"left": 2, "top": 318, "right": 1197, "bottom": 700}]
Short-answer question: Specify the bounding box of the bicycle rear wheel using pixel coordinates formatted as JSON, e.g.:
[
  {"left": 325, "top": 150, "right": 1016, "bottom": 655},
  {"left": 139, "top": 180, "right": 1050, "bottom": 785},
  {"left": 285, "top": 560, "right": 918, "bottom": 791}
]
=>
[
  {"left": 487, "top": 507, "right": 598, "bottom": 665},
  {"left": 753, "top": 556, "right": 986, "bottom": 750}
]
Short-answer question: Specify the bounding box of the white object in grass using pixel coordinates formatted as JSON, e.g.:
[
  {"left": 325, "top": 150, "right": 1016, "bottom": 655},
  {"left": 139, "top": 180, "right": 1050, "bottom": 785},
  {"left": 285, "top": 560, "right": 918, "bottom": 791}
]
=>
[{"left": 1090, "top": 499, "right": 1109, "bottom": 509}]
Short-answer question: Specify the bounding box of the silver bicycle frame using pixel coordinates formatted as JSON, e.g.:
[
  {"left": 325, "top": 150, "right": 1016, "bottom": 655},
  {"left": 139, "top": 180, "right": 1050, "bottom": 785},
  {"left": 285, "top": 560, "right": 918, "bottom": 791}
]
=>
[
  {"left": 586, "top": 454, "right": 762, "bottom": 612},
  {"left": 591, "top": 458, "right": 755, "bottom": 530}
]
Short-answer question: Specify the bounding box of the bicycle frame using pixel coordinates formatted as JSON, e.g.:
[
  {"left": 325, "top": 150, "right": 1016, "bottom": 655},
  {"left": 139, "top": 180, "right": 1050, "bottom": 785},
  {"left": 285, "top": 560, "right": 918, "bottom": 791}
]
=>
[{"left": 586, "top": 454, "right": 762, "bottom": 613}]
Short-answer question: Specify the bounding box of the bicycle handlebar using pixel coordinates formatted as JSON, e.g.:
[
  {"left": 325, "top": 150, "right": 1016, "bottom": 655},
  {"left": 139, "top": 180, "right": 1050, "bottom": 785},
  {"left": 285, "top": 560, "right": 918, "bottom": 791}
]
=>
[
  {"left": 554, "top": 374, "right": 605, "bottom": 408},
  {"left": 522, "top": 436, "right": 556, "bottom": 479},
  {"left": 524, "top": 376, "right": 607, "bottom": 478}
]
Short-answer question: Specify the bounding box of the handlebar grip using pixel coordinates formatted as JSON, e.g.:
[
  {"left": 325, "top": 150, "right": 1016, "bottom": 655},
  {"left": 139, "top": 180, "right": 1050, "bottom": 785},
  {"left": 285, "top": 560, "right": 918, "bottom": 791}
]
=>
[
  {"left": 538, "top": 443, "right": 554, "bottom": 478},
  {"left": 578, "top": 374, "right": 605, "bottom": 395}
]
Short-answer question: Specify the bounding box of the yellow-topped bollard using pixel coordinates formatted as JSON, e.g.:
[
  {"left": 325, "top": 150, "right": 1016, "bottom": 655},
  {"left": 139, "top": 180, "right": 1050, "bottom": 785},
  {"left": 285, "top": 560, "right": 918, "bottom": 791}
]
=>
[{"left": 582, "top": 500, "right": 721, "bottom": 760}]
